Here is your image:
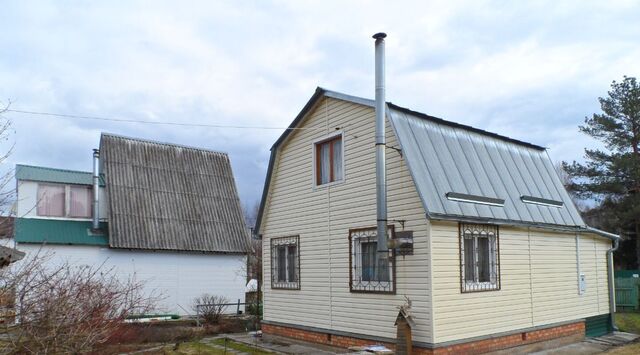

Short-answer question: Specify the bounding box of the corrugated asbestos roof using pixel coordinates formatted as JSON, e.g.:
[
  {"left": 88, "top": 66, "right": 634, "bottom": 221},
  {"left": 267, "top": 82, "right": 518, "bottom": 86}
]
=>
[
  {"left": 15, "top": 218, "right": 109, "bottom": 246},
  {"left": 255, "top": 88, "right": 589, "bottom": 235},
  {"left": 16, "top": 164, "right": 104, "bottom": 186},
  {"left": 100, "top": 133, "right": 249, "bottom": 253}
]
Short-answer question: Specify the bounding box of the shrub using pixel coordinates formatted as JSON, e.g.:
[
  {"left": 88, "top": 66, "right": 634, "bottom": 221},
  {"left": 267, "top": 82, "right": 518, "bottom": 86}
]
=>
[{"left": 192, "top": 294, "right": 228, "bottom": 325}]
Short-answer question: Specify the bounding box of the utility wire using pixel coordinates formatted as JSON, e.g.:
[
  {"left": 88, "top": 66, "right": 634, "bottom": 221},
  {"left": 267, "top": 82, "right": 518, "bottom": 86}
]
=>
[{"left": 6, "top": 108, "right": 328, "bottom": 130}]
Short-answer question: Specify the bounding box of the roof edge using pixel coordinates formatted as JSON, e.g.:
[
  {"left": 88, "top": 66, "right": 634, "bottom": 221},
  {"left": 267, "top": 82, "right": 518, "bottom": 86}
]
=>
[
  {"left": 16, "top": 164, "right": 92, "bottom": 176},
  {"left": 100, "top": 132, "right": 230, "bottom": 156},
  {"left": 387, "top": 103, "right": 546, "bottom": 151},
  {"left": 429, "top": 214, "right": 620, "bottom": 240}
]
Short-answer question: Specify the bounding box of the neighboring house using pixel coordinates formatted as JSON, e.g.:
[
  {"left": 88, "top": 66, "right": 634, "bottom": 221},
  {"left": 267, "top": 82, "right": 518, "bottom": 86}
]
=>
[
  {"left": 14, "top": 133, "right": 249, "bottom": 314},
  {"left": 254, "top": 88, "right": 620, "bottom": 354}
]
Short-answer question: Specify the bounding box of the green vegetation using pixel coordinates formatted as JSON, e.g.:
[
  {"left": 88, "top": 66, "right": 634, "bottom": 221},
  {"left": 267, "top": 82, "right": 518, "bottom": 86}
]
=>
[
  {"left": 616, "top": 312, "right": 640, "bottom": 334},
  {"left": 164, "top": 342, "right": 225, "bottom": 354},
  {"left": 210, "top": 338, "right": 273, "bottom": 354}
]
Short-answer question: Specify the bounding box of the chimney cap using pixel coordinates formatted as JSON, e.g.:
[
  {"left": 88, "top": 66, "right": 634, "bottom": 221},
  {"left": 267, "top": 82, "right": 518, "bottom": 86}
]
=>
[{"left": 372, "top": 32, "right": 387, "bottom": 40}]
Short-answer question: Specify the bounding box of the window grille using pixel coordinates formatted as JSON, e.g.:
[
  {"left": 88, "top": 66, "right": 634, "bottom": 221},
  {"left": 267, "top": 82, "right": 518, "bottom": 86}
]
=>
[
  {"left": 349, "top": 227, "right": 395, "bottom": 293},
  {"left": 270, "top": 235, "right": 300, "bottom": 290},
  {"left": 459, "top": 223, "right": 500, "bottom": 292}
]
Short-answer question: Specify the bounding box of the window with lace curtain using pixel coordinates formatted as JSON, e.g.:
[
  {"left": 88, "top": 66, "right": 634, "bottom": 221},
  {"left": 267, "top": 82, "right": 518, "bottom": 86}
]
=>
[
  {"left": 459, "top": 223, "right": 500, "bottom": 292},
  {"left": 314, "top": 134, "right": 343, "bottom": 186},
  {"left": 37, "top": 183, "right": 92, "bottom": 218}
]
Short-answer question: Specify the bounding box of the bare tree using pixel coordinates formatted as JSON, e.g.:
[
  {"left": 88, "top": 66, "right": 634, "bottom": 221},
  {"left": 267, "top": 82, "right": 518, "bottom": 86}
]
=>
[
  {"left": 0, "top": 250, "right": 158, "bottom": 354},
  {"left": 242, "top": 200, "right": 260, "bottom": 231}
]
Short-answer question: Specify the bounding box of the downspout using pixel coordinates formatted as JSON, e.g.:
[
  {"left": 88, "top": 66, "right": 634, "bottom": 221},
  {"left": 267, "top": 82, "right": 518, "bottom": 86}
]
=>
[
  {"left": 92, "top": 149, "right": 100, "bottom": 230},
  {"left": 373, "top": 32, "right": 389, "bottom": 263},
  {"left": 607, "top": 237, "right": 619, "bottom": 331}
]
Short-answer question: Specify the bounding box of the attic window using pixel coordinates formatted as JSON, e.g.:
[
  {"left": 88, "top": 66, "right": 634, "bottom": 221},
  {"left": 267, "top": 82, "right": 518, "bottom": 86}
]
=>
[
  {"left": 314, "top": 134, "right": 343, "bottom": 186},
  {"left": 521, "top": 195, "right": 564, "bottom": 208},
  {"left": 446, "top": 192, "right": 505, "bottom": 207}
]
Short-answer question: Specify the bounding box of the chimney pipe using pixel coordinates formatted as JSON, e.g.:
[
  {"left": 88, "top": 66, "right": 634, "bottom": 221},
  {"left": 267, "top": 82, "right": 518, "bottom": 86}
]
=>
[
  {"left": 373, "top": 32, "right": 388, "bottom": 256},
  {"left": 92, "top": 149, "right": 100, "bottom": 230}
]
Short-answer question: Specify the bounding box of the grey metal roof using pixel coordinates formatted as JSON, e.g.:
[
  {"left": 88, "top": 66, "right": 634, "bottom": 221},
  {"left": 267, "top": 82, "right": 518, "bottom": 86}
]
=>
[
  {"left": 100, "top": 133, "right": 249, "bottom": 253},
  {"left": 255, "top": 88, "right": 589, "bottom": 235},
  {"left": 16, "top": 164, "right": 105, "bottom": 186},
  {"left": 387, "top": 104, "right": 585, "bottom": 227}
]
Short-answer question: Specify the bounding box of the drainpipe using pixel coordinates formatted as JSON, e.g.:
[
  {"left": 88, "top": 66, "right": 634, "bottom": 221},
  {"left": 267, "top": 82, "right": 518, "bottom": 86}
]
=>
[
  {"left": 92, "top": 149, "right": 100, "bottom": 230},
  {"left": 607, "top": 237, "right": 619, "bottom": 331},
  {"left": 373, "top": 32, "right": 389, "bottom": 263}
]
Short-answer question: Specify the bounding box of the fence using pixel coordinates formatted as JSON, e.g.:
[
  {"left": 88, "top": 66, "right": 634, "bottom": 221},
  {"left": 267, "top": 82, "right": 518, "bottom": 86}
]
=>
[
  {"left": 195, "top": 299, "right": 262, "bottom": 326},
  {"left": 614, "top": 270, "right": 640, "bottom": 311}
]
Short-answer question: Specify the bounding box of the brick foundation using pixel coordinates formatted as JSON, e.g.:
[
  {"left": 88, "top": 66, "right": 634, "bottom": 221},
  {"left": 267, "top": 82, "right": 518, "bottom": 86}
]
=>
[{"left": 261, "top": 321, "right": 585, "bottom": 354}]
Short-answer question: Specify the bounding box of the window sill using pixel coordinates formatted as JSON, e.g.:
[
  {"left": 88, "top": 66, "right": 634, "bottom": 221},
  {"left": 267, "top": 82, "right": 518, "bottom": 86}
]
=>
[
  {"left": 313, "top": 179, "right": 345, "bottom": 190},
  {"left": 271, "top": 283, "right": 300, "bottom": 290},
  {"left": 461, "top": 281, "right": 500, "bottom": 293}
]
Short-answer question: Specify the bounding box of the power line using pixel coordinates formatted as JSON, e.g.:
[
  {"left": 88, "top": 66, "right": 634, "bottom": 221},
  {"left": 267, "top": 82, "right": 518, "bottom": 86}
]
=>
[{"left": 5, "top": 108, "right": 327, "bottom": 130}]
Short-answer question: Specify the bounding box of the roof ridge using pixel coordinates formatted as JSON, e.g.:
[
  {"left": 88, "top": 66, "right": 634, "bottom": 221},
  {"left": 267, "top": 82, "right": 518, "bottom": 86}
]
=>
[
  {"left": 16, "top": 164, "right": 92, "bottom": 175},
  {"left": 100, "top": 132, "right": 230, "bottom": 156},
  {"left": 318, "top": 87, "right": 546, "bottom": 151}
]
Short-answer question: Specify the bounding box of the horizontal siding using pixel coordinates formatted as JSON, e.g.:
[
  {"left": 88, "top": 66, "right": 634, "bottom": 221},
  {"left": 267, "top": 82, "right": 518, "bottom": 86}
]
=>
[
  {"left": 430, "top": 221, "right": 612, "bottom": 343},
  {"left": 262, "top": 97, "right": 433, "bottom": 343}
]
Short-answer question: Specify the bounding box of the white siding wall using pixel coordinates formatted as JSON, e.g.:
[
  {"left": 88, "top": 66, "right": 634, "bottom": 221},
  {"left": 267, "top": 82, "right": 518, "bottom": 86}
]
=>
[
  {"left": 430, "top": 221, "right": 612, "bottom": 343},
  {"left": 261, "top": 97, "right": 433, "bottom": 343},
  {"left": 17, "top": 180, "right": 109, "bottom": 220},
  {"left": 17, "top": 243, "right": 247, "bottom": 315}
]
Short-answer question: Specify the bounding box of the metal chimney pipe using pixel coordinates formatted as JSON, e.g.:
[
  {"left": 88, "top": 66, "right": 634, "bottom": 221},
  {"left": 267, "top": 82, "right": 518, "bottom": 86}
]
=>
[
  {"left": 92, "top": 149, "right": 100, "bottom": 230},
  {"left": 373, "top": 32, "right": 388, "bottom": 256}
]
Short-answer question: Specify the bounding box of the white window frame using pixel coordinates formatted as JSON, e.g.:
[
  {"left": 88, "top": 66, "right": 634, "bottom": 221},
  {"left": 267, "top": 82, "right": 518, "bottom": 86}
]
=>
[
  {"left": 312, "top": 131, "right": 345, "bottom": 189},
  {"left": 460, "top": 223, "right": 500, "bottom": 293},
  {"left": 36, "top": 183, "right": 93, "bottom": 220}
]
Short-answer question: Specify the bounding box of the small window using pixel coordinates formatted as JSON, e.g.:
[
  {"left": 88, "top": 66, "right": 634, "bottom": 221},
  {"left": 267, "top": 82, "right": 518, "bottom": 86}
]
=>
[
  {"left": 37, "top": 184, "right": 66, "bottom": 217},
  {"left": 349, "top": 227, "right": 395, "bottom": 293},
  {"left": 315, "top": 135, "right": 343, "bottom": 185},
  {"left": 69, "top": 185, "right": 92, "bottom": 218},
  {"left": 271, "top": 236, "right": 300, "bottom": 289},
  {"left": 460, "top": 223, "right": 500, "bottom": 292}
]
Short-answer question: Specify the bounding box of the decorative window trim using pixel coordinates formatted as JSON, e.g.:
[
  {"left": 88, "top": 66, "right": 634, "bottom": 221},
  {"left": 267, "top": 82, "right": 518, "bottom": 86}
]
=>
[
  {"left": 312, "top": 132, "right": 345, "bottom": 188},
  {"left": 459, "top": 223, "right": 501, "bottom": 293},
  {"left": 270, "top": 235, "right": 300, "bottom": 290},
  {"left": 348, "top": 226, "right": 396, "bottom": 294}
]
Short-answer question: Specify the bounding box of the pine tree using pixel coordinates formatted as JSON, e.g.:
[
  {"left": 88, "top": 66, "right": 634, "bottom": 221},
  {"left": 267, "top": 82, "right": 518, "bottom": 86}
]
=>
[{"left": 563, "top": 76, "right": 640, "bottom": 267}]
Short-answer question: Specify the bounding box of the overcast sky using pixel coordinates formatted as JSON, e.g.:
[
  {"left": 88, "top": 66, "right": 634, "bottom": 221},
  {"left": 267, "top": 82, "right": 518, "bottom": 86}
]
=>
[{"left": 1, "top": 1, "right": 639, "bottom": 208}]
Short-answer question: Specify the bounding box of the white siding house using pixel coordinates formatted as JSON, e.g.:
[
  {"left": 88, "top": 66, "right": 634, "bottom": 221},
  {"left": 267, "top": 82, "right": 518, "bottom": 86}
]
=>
[
  {"left": 255, "top": 88, "right": 620, "bottom": 353},
  {"left": 14, "top": 134, "right": 250, "bottom": 315}
]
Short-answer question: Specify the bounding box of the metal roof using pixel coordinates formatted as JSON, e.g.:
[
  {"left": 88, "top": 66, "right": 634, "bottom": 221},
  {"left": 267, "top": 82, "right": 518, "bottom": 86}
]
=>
[
  {"left": 16, "top": 164, "right": 105, "bottom": 186},
  {"left": 255, "top": 88, "right": 590, "bottom": 235},
  {"left": 100, "top": 133, "right": 249, "bottom": 253},
  {"left": 14, "top": 218, "right": 109, "bottom": 246},
  {"left": 388, "top": 105, "right": 585, "bottom": 227}
]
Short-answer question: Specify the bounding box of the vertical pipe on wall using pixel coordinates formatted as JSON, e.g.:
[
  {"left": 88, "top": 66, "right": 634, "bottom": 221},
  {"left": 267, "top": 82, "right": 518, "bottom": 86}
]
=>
[
  {"left": 92, "top": 149, "right": 100, "bottom": 230},
  {"left": 373, "top": 32, "right": 388, "bottom": 257},
  {"left": 607, "top": 238, "right": 619, "bottom": 331}
]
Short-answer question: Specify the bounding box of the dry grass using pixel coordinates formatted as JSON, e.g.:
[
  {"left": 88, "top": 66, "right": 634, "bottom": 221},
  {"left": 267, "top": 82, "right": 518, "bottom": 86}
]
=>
[{"left": 604, "top": 342, "right": 640, "bottom": 354}]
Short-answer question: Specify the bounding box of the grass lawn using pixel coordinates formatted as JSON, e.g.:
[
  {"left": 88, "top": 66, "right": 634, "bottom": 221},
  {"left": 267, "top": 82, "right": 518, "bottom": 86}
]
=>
[
  {"left": 159, "top": 338, "right": 273, "bottom": 355},
  {"left": 616, "top": 312, "right": 640, "bottom": 334},
  {"left": 210, "top": 338, "right": 273, "bottom": 354}
]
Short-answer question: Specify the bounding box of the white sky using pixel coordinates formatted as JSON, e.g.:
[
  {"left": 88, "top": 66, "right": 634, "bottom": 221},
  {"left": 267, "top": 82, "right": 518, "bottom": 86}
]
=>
[{"left": 1, "top": 1, "right": 639, "bottom": 207}]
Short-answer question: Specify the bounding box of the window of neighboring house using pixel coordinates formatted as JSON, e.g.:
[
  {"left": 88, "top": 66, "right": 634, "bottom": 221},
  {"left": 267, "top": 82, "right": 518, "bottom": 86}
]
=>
[
  {"left": 37, "top": 183, "right": 93, "bottom": 218},
  {"left": 460, "top": 223, "right": 500, "bottom": 292},
  {"left": 315, "top": 134, "right": 343, "bottom": 185},
  {"left": 69, "top": 185, "right": 92, "bottom": 218},
  {"left": 37, "top": 184, "right": 65, "bottom": 217},
  {"left": 271, "top": 236, "right": 300, "bottom": 289},
  {"left": 349, "top": 227, "right": 395, "bottom": 293}
]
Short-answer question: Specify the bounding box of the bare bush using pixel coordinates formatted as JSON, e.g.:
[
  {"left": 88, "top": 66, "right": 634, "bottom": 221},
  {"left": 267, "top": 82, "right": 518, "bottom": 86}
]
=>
[
  {"left": 192, "top": 294, "right": 229, "bottom": 325},
  {"left": 0, "top": 251, "right": 158, "bottom": 354}
]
